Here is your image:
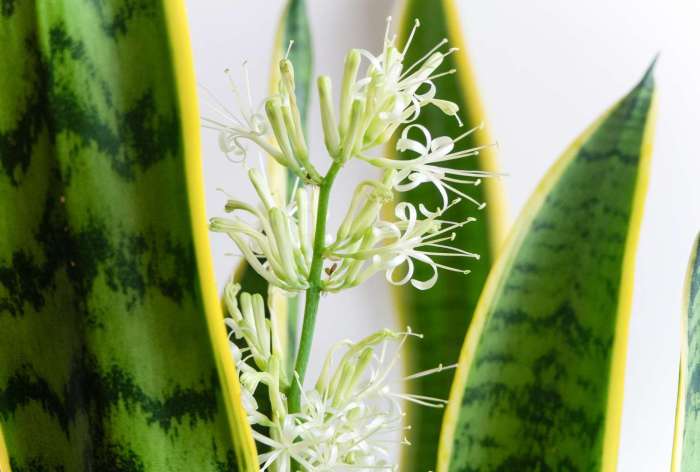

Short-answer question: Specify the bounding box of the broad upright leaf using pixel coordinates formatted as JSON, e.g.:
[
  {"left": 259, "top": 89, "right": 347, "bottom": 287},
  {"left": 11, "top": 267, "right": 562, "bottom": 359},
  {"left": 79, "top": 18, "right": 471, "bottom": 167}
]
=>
[
  {"left": 392, "top": 1, "right": 507, "bottom": 470},
  {"left": 438, "top": 65, "right": 656, "bottom": 471},
  {"left": 0, "top": 1, "right": 256, "bottom": 470},
  {"left": 672, "top": 234, "right": 700, "bottom": 471}
]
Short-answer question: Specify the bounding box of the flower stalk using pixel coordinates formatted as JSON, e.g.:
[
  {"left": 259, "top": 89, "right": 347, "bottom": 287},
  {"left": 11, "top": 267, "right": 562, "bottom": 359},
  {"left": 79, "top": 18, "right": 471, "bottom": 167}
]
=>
[
  {"left": 206, "top": 16, "right": 497, "bottom": 470},
  {"left": 288, "top": 160, "right": 342, "bottom": 413}
]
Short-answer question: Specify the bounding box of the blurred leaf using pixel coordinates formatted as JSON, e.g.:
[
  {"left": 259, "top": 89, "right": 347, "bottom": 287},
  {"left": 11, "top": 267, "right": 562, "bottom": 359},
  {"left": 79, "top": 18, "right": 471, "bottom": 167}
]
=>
[
  {"left": 392, "top": 1, "right": 508, "bottom": 470},
  {"left": 438, "top": 64, "right": 656, "bottom": 471},
  {"left": 672, "top": 234, "right": 700, "bottom": 471},
  {"left": 0, "top": 1, "right": 256, "bottom": 470}
]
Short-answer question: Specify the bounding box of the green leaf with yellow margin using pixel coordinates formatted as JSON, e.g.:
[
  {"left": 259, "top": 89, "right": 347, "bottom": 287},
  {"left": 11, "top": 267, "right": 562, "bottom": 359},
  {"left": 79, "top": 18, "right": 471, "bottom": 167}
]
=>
[
  {"left": 0, "top": 1, "right": 257, "bottom": 470},
  {"left": 437, "top": 63, "right": 657, "bottom": 471},
  {"left": 392, "top": 1, "right": 508, "bottom": 470},
  {"left": 672, "top": 233, "right": 700, "bottom": 471}
]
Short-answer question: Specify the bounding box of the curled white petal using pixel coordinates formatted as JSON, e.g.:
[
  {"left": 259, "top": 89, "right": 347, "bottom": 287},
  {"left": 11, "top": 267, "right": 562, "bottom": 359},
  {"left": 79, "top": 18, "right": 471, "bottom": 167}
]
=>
[{"left": 385, "top": 256, "right": 413, "bottom": 286}]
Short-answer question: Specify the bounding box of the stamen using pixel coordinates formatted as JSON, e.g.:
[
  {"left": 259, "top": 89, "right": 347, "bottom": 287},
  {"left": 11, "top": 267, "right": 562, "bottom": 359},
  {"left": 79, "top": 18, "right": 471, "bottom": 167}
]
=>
[
  {"left": 421, "top": 242, "right": 478, "bottom": 257},
  {"left": 403, "top": 363, "right": 458, "bottom": 380},
  {"left": 388, "top": 391, "right": 449, "bottom": 408},
  {"left": 440, "top": 181, "right": 487, "bottom": 209},
  {"left": 418, "top": 251, "right": 477, "bottom": 257},
  {"left": 445, "top": 47, "right": 459, "bottom": 57},
  {"left": 439, "top": 176, "right": 482, "bottom": 185},
  {"left": 400, "top": 38, "right": 448, "bottom": 79},
  {"left": 428, "top": 68, "right": 457, "bottom": 81},
  {"left": 225, "top": 68, "right": 249, "bottom": 118},
  {"left": 453, "top": 121, "right": 484, "bottom": 143},
  {"left": 417, "top": 233, "right": 459, "bottom": 246},
  {"left": 198, "top": 84, "right": 246, "bottom": 128},
  {"left": 215, "top": 187, "right": 236, "bottom": 199},
  {"left": 242, "top": 60, "right": 254, "bottom": 110},
  {"left": 402, "top": 19, "right": 421, "bottom": 56},
  {"left": 432, "top": 261, "right": 472, "bottom": 274},
  {"left": 285, "top": 39, "right": 294, "bottom": 59},
  {"left": 384, "top": 16, "right": 393, "bottom": 45}
]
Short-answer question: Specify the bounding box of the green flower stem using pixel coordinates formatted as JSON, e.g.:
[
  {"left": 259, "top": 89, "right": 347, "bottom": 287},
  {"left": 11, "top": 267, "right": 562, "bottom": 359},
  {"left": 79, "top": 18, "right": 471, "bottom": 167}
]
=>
[{"left": 287, "top": 160, "right": 342, "bottom": 414}]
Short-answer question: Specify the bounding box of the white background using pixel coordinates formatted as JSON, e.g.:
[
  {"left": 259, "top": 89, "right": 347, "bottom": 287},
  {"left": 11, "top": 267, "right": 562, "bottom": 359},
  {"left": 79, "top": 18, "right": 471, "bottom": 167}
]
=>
[{"left": 186, "top": 1, "right": 700, "bottom": 470}]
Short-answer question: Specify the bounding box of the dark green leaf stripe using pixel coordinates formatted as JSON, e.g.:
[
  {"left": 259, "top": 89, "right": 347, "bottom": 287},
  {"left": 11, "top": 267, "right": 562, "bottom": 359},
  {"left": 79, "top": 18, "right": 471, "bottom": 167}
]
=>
[
  {"left": 672, "top": 234, "right": 700, "bottom": 471},
  {"left": 438, "top": 65, "right": 656, "bottom": 471},
  {"left": 0, "top": 1, "right": 254, "bottom": 470},
  {"left": 392, "top": 1, "right": 508, "bottom": 470}
]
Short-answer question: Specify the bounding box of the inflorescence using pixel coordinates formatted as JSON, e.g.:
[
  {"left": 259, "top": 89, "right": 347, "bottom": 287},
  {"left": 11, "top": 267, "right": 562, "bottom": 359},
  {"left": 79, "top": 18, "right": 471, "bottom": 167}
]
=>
[{"left": 206, "top": 16, "right": 493, "bottom": 471}]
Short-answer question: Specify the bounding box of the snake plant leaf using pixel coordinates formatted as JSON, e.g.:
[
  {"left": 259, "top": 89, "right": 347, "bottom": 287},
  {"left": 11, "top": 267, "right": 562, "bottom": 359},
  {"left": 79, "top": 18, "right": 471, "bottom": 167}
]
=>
[
  {"left": 437, "top": 63, "right": 657, "bottom": 471},
  {"left": 392, "top": 1, "right": 508, "bottom": 470},
  {"left": 672, "top": 234, "right": 700, "bottom": 471},
  {"left": 0, "top": 1, "right": 257, "bottom": 470}
]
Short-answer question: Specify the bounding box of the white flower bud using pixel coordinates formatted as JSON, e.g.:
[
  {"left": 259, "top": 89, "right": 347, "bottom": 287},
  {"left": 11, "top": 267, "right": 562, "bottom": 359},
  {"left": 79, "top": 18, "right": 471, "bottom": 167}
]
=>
[{"left": 317, "top": 75, "right": 340, "bottom": 156}]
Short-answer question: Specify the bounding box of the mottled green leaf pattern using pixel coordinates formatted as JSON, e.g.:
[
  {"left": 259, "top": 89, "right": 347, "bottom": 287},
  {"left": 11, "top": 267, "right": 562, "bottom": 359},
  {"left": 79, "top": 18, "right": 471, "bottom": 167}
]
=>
[
  {"left": 439, "top": 66, "right": 656, "bottom": 471},
  {"left": 673, "top": 235, "right": 700, "bottom": 471},
  {"left": 0, "top": 1, "right": 245, "bottom": 470},
  {"left": 393, "top": 1, "right": 507, "bottom": 470}
]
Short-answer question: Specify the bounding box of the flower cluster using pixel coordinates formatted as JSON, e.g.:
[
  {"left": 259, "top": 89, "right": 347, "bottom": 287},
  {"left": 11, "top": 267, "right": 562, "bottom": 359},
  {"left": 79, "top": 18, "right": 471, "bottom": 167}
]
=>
[
  {"left": 208, "top": 16, "right": 494, "bottom": 470},
  {"left": 209, "top": 17, "right": 491, "bottom": 295},
  {"left": 224, "top": 281, "right": 452, "bottom": 471},
  {"left": 211, "top": 169, "right": 316, "bottom": 292}
]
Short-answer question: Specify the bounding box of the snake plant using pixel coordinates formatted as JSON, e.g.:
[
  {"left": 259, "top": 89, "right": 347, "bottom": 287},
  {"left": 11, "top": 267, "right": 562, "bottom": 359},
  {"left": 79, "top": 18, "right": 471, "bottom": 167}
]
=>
[
  {"left": 0, "top": 1, "right": 256, "bottom": 470},
  {"left": 0, "top": 1, "right": 667, "bottom": 471},
  {"left": 438, "top": 62, "right": 657, "bottom": 471}
]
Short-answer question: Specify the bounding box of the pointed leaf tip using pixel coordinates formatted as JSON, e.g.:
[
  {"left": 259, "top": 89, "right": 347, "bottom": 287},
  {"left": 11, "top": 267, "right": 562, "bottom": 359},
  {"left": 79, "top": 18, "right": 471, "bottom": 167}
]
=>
[{"left": 640, "top": 54, "right": 659, "bottom": 86}]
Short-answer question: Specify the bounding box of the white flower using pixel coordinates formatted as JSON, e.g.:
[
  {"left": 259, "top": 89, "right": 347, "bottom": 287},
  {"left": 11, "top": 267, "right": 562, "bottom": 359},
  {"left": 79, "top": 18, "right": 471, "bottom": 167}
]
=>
[
  {"left": 348, "top": 17, "right": 462, "bottom": 150},
  {"left": 211, "top": 169, "right": 315, "bottom": 293},
  {"left": 226, "top": 313, "right": 454, "bottom": 471},
  {"left": 202, "top": 60, "right": 321, "bottom": 183},
  {"left": 326, "top": 200, "right": 478, "bottom": 291},
  {"left": 200, "top": 64, "right": 275, "bottom": 161},
  {"left": 361, "top": 123, "right": 498, "bottom": 215}
]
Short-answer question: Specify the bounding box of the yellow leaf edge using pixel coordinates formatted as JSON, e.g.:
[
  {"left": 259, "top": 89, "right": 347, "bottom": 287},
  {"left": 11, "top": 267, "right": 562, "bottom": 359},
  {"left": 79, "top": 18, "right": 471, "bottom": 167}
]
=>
[
  {"left": 670, "top": 233, "right": 700, "bottom": 472},
  {"left": 602, "top": 85, "right": 657, "bottom": 472},
  {"left": 435, "top": 85, "right": 657, "bottom": 472},
  {"left": 163, "top": 2, "right": 259, "bottom": 470},
  {"left": 0, "top": 422, "right": 10, "bottom": 472}
]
